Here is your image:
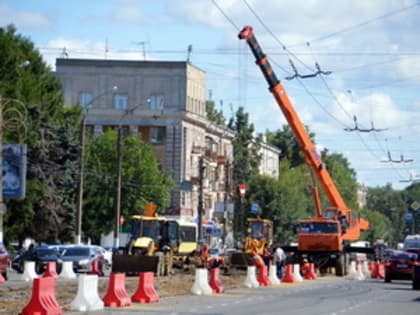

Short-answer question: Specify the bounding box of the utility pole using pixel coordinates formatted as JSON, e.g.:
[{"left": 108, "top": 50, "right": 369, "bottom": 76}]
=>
[
  {"left": 75, "top": 85, "right": 118, "bottom": 245},
  {"left": 197, "top": 156, "right": 204, "bottom": 244},
  {"left": 114, "top": 126, "right": 123, "bottom": 248},
  {"left": 75, "top": 115, "right": 86, "bottom": 245},
  {"left": 222, "top": 160, "right": 230, "bottom": 246}
]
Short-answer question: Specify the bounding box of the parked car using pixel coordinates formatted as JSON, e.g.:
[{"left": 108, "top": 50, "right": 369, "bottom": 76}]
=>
[
  {"left": 384, "top": 250, "right": 417, "bottom": 283},
  {"left": 60, "top": 245, "right": 105, "bottom": 274},
  {"left": 11, "top": 246, "right": 63, "bottom": 275},
  {"left": 0, "top": 242, "right": 10, "bottom": 280}
]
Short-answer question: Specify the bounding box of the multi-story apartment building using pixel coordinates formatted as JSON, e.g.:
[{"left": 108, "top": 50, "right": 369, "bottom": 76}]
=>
[{"left": 55, "top": 58, "right": 279, "bottom": 225}]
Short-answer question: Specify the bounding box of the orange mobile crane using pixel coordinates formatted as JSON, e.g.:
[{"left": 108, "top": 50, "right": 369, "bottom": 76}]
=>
[{"left": 239, "top": 26, "right": 370, "bottom": 276}]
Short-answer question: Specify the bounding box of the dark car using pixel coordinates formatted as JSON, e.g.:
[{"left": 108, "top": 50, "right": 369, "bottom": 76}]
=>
[
  {"left": 60, "top": 245, "right": 105, "bottom": 274},
  {"left": 0, "top": 242, "right": 10, "bottom": 280},
  {"left": 384, "top": 250, "right": 417, "bottom": 283},
  {"left": 406, "top": 249, "right": 420, "bottom": 290},
  {"left": 11, "top": 246, "right": 63, "bottom": 275}
]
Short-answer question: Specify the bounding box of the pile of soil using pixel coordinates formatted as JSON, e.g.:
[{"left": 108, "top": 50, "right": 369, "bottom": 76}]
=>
[{"left": 0, "top": 269, "right": 245, "bottom": 314}]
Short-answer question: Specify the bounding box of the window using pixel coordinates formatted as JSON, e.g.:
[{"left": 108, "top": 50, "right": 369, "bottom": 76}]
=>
[
  {"left": 149, "top": 94, "right": 165, "bottom": 110},
  {"left": 149, "top": 127, "right": 165, "bottom": 144},
  {"left": 78, "top": 92, "right": 93, "bottom": 107},
  {"left": 114, "top": 94, "right": 128, "bottom": 110}
]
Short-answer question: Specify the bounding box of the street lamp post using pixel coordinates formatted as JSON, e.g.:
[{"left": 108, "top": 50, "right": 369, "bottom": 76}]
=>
[
  {"left": 197, "top": 156, "right": 205, "bottom": 244},
  {"left": 113, "top": 103, "right": 143, "bottom": 249},
  {"left": 75, "top": 86, "right": 118, "bottom": 245}
]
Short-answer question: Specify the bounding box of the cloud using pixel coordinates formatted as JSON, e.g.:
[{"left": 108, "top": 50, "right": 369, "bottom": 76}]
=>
[{"left": 0, "top": 3, "right": 51, "bottom": 29}]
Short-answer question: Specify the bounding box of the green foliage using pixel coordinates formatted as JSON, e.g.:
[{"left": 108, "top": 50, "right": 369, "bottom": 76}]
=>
[
  {"left": 366, "top": 184, "right": 406, "bottom": 246},
  {"left": 360, "top": 209, "right": 391, "bottom": 244},
  {"left": 82, "top": 130, "right": 174, "bottom": 242},
  {"left": 1, "top": 25, "right": 80, "bottom": 245},
  {"left": 265, "top": 125, "right": 315, "bottom": 167},
  {"left": 205, "top": 100, "right": 225, "bottom": 126},
  {"left": 321, "top": 149, "right": 358, "bottom": 210}
]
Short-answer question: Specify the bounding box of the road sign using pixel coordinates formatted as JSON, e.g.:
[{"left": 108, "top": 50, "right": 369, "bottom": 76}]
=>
[
  {"left": 405, "top": 211, "right": 413, "bottom": 223},
  {"left": 411, "top": 201, "right": 420, "bottom": 211},
  {"left": 237, "top": 184, "right": 247, "bottom": 198},
  {"left": 250, "top": 202, "right": 261, "bottom": 214}
]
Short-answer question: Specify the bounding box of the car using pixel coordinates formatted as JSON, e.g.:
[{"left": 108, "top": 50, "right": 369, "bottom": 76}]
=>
[
  {"left": 0, "top": 242, "right": 10, "bottom": 280},
  {"left": 384, "top": 249, "right": 417, "bottom": 283},
  {"left": 11, "top": 246, "right": 63, "bottom": 275},
  {"left": 59, "top": 245, "right": 106, "bottom": 274}
]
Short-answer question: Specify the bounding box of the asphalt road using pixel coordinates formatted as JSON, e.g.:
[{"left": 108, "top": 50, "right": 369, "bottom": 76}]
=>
[{"left": 65, "top": 277, "right": 420, "bottom": 315}]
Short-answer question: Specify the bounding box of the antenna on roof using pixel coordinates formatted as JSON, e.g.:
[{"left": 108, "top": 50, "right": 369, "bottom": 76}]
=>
[
  {"left": 187, "top": 44, "right": 193, "bottom": 63},
  {"left": 60, "top": 47, "right": 69, "bottom": 58},
  {"left": 132, "top": 41, "right": 149, "bottom": 61}
]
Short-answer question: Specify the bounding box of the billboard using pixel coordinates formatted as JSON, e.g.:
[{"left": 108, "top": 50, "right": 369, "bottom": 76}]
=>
[{"left": 3, "top": 144, "right": 27, "bottom": 199}]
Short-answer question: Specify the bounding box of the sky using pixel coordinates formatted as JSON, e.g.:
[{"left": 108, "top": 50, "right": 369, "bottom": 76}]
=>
[{"left": 2, "top": 0, "right": 420, "bottom": 191}]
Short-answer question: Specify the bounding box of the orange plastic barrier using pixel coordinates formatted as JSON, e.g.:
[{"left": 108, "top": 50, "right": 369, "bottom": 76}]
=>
[
  {"left": 21, "top": 277, "right": 62, "bottom": 315},
  {"left": 43, "top": 262, "right": 59, "bottom": 279},
  {"left": 257, "top": 265, "right": 271, "bottom": 286},
  {"left": 131, "top": 272, "right": 159, "bottom": 303},
  {"left": 371, "top": 262, "right": 385, "bottom": 279},
  {"left": 303, "top": 263, "right": 317, "bottom": 280},
  {"left": 281, "top": 264, "right": 295, "bottom": 283},
  {"left": 89, "top": 260, "right": 103, "bottom": 276},
  {"left": 0, "top": 273, "right": 5, "bottom": 283},
  {"left": 103, "top": 273, "right": 131, "bottom": 307},
  {"left": 209, "top": 267, "right": 224, "bottom": 293}
]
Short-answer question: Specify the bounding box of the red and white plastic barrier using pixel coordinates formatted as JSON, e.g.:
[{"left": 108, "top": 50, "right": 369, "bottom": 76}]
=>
[
  {"left": 43, "top": 262, "right": 59, "bottom": 279},
  {"left": 21, "top": 277, "right": 62, "bottom": 315},
  {"left": 268, "top": 264, "right": 281, "bottom": 285},
  {"left": 281, "top": 264, "right": 295, "bottom": 283},
  {"left": 243, "top": 265, "right": 259, "bottom": 288},
  {"left": 131, "top": 272, "right": 159, "bottom": 303},
  {"left": 257, "top": 265, "right": 271, "bottom": 286},
  {"left": 103, "top": 273, "right": 132, "bottom": 307},
  {"left": 209, "top": 267, "right": 224, "bottom": 293},
  {"left": 70, "top": 274, "right": 104, "bottom": 311},
  {"left": 59, "top": 261, "right": 76, "bottom": 279},
  {"left": 21, "top": 261, "right": 38, "bottom": 282},
  {"left": 191, "top": 268, "right": 213, "bottom": 295}
]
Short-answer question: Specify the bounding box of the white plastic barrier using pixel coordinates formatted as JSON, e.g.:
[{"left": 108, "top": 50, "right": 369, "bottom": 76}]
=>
[
  {"left": 268, "top": 264, "right": 280, "bottom": 285},
  {"left": 361, "top": 261, "right": 371, "bottom": 278},
  {"left": 21, "top": 261, "right": 38, "bottom": 282},
  {"left": 347, "top": 261, "right": 363, "bottom": 280},
  {"left": 70, "top": 274, "right": 104, "bottom": 311},
  {"left": 191, "top": 268, "right": 213, "bottom": 295},
  {"left": 356, "top": 262, "right": 365, "bottom": 280},
  {"left": 243, "top": 266, "right": 259, "bottom": 288},
  {"left": 293, "top": 264, "right": 303, "bottom": 282},
  {"left": 59, "top": 261, "right": 77, "bottom": 279}
]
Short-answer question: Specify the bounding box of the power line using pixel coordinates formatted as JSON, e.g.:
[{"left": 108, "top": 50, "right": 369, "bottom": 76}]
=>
[{"left": 299, "top": 2, "right": 419, "bottom": 45}]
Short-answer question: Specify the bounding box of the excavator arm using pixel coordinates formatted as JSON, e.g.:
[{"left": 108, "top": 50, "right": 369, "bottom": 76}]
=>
[{"left": 238, "top": 26, "right": 348, "bottom": 214}]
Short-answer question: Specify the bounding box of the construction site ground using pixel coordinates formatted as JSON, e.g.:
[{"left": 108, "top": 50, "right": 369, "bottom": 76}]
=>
[{"left": 0, "top": 268, "right": 246, "bottom": 314}]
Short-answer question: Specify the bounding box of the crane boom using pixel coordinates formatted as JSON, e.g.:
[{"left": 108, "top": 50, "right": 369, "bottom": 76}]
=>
[{"left": 238, "top": 26, "right": 347, "bottom": 213}]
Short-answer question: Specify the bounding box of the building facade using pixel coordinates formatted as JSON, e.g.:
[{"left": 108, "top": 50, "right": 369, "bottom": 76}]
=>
[{"left": 55, "top": 58, "right": 279, "bottom": 224}]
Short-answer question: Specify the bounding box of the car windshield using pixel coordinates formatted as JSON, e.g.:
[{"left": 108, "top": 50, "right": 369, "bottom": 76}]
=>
[
  {"left": 299, "top": 222, "right": 339, "bottom": 234},
  {"left": 390, "top": 251, "right": 416, "bottom": 260},
  {"left": 36, "top": 248, "right": 59, "bottom": 258},
  {"left": 62, "top": 247, "right": 90, "bottom": 257}
]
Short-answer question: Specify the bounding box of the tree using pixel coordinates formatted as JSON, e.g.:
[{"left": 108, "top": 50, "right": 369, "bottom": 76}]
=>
[
  {"left": 265, "top": 125, "right": 315, "bottom": 167},
  {"left": 1, "top": 25, "right": 80, "bottom": 245},
  {"left": 320, "top": 149, "right": 359, "bottom": 210},
  {"left": 402, "top": 182, "right": 420, "bottom": 235},
  {"left": 360, "top": 209, "right": 391, "bottom": 244},
  {"left": 206, "top": 100, "right": 225, "bottom": 126},
  {"left": 82, "top": 130, "right": 174, "bottom": 242},
  {"left": 227, "top": 106, "right": 261, "bottom": 239},
  {"left": 366, "top": 184, "right": 406, "bottom": 246}
]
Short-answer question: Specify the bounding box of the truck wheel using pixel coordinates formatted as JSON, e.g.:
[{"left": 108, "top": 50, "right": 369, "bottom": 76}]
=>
[{"left": 335, "top": 254, "right": 345, "bottom": 277}]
